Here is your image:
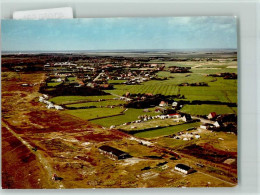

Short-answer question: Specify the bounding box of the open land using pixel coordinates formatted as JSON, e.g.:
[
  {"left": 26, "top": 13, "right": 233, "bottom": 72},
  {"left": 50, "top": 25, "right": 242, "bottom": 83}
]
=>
[{"left": 2, "top": 50, "right": 237, "bottom": 188}]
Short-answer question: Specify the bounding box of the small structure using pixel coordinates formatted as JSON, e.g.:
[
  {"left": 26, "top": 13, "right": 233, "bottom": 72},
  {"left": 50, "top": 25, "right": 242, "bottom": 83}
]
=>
[
  {"left": 214, "top": 121, "right": 222, "bottom": 128},
  {"left": 99, "top": 145, "right": 131, "bottom": 160},
  {"left": 174, "top": 164, "right": 195, "bottom": 175},
  {"left": 172, "top": 102, "right": 178, "bottom": 108},
  {"left": 208, "top": 112, "right": 217, "bottom": 119},
  {"left": 159, "top": 101, "right": 168, "bottom": 107},
  {"left": 200, "top": 123, "right": 214, "bottom": 130},
  {"left": 182, "top": 114, "right": 192, "bottom": 122}
]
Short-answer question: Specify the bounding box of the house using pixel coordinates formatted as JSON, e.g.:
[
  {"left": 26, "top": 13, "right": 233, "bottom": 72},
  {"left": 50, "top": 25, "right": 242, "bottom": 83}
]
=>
[
  {"left": 194, "top": 135, "right": 201, "bottom": 139},
  {"left": 159, "top": 101, "right": 168, "bottom": 107},
  {"left": 200, "top": 123, "right": 214, "bottom": 130},
  {"left": 169, "top": 113, "right": 181, "bottom": 119},
  {"left": 174, "top": 164, "right": 195, "bottom": 174},
  {"left": 207, "top": 112, "right": 217, "bottom": 119},
  {"left": 172, "top": 102, "right": 178, "bottom": 108},
  {"left": 181, "top": 114, "right": 192, "bottom": 122},
  {"left": 99, "top": 145, "right": 131, "bottom": 160},
  {"left": 214, "top": 121, "right": 222, "bottom": 128}
]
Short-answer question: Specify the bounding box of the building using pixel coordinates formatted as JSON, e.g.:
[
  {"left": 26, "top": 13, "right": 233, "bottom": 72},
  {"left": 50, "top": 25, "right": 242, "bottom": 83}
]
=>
[
  {"left": 182, "top": 114, "right": 192, "bottom": 122},
  {"left": 172, "top": 102, "right": 178, "bottom": 108},
  {"left": 159, "top": 101, "right": 168, "bottom": 107},
  {"left": 98, "top": 145, "right": 131, "bottom": 160},
  {"left": 207, "top": 112, "right": 217, "bottom": 119},
  {"left": 174, "top": 164, "right": 195, "bottom": 174},
  {"left": 200, "top": 123, "right": 214, "bottom": 130},
  {"left": 214, "top": 121, "right": 222, "bottom": 128}
]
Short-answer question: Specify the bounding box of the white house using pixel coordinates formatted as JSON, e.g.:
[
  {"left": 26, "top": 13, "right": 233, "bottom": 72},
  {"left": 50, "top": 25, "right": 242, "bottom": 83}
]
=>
[
  {"left": 214, "top": 121, "right": 222, "bottom": 128},
  {"left": 172, "top": 102, "right": 178, "bottom": 107}
]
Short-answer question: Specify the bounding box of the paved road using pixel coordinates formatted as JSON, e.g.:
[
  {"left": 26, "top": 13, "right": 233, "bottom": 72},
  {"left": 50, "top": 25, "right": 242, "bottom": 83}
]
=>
[{"left": 2, "top": 121, "right": 65, "bottom": 189}]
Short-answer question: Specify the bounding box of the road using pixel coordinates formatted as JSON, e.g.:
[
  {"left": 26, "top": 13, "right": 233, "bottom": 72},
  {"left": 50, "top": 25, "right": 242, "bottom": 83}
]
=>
[
  {"left": 2, "top": 121, "right": 65, "bottom": 189},
  {"left": 192, "top": 115, "right": 215, "bottom": 124}
]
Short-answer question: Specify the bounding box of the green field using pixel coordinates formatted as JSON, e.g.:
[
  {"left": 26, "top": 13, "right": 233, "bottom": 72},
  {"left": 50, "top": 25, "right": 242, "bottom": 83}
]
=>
[
  {"left": 91, "top": 108, "right": 159, "bottom": 127},
  {"left": 66, "top": 100, "right": 126, "bottom": 108},
  {"left": 64, "top": 107, "right": 124, "bottom": 120},
  {"left": 105, "top": 67, "right": 237, "bottom": 104},
  {"left": 133, "top": 122, "right": 201, "bottom": 138},
  {"left": 47, "top": 82, "right": 62, "bottom": 87},
  {"left": 180, "top": 104, "right": 236, "bottom": 115},
  {"left": 49, "top": 95, "right": 116, "bottom": 105}
]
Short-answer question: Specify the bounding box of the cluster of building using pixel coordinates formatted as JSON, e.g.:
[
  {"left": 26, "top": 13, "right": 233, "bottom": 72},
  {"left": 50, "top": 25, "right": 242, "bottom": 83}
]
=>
[
  {"left": 169, "top": 131, "right": 201, "bottom": 141},
  {"left": 168, "top": 66, "right": 191, "bottom": 73},
  {"left": 178, "top": 82, "right": 208, "bottom": 87},
  {"left": 208, "top": 72, "right": 237, "bottom": 79}
]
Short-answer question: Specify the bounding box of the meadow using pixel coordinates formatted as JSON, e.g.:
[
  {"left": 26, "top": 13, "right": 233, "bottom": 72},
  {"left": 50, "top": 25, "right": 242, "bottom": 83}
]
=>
[
  {"left": 180, "top": 104, "right": 236, "bottom": 115},
  {"left": 133, "top": 122, "right": 201, "bottom": 138},
  {"left": 66, "top": 100, "right": 125, "bottom": 108},
  {"left": 49, "top": 95, "right": 116, "bottom": 105},
  {"left": 64, "top": 107, "right": 124, "bottom": 120},
  {"left": 91, "top": 108, "right": 159, "bottom": 127},
  {"left": 105, "top": 61, "right": 237, "bottom": 104}
]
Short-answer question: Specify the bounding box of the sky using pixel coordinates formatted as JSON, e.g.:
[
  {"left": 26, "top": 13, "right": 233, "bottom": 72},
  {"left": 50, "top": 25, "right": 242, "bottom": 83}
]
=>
[{"left": 1, "top": 16, "right": 237, "bottom": 52}]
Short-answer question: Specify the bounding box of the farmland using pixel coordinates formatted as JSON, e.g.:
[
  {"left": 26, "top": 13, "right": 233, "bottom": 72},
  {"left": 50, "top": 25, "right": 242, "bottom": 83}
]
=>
[
  {"left": 180, "top": 104, "right": 236, "bottom": 116},
  {"left": 91, "top": 108, "right": 159, "bottom": 127},
  {"left": 64, "top": 107, "right": 125, "bottom": 120},
  {"left": 133, "top": 122, "right": 201, "bottom": 138},
  {"left": 49, "top": 95, "right": 116, "bottom": 105}
]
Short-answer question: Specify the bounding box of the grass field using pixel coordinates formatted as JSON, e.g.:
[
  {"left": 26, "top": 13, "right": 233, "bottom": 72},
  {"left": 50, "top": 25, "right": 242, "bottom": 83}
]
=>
[
  {"left": 49, "top": 95, "right": 116, "bottom": 105},
  {"left": 104, "top": 60, "right": 237, "bottom": 104},
  {"left": 180, "top": 104, "right": 236, "bottom": 115},
  {"left": 47, "top": 82, "right": 62, "bottom": 87},
  {"left": 64, "top": 107, "right": 124, "bottom": 120},
  {"left": 91, "top": 108, "right": 159, "bottom": 127},
  {"left": 118, "top": 118, "right": 183, "bottom": 131},
  {"left": 133, "top": 122, "right": 201, "bottom": 138},
  {"left": 66, "top": 100, "right": 126, "bottom": 108}
]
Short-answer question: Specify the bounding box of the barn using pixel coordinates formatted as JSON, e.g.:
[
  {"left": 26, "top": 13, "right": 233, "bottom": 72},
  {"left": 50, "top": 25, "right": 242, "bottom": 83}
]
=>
[
  {"left": 99, "top": 145, "right": 132, "bottom": 160},
  {"left": 174, "top": 164, "right": 195, "bottom": 174}
]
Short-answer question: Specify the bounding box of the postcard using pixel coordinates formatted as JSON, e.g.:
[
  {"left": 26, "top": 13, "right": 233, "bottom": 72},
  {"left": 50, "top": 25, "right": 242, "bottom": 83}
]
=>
[{"left": 1, "top": 17, "right": 237, "bottom": 189}]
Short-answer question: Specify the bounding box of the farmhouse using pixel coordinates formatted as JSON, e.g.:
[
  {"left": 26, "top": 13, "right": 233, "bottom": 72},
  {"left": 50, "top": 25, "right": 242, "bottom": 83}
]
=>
[
  {"left": 208, "top": 112, "right": 217, "bottom": 119},
  {"left": 98, "top": 145, "right": 131, "bottom": 160},
  {"left": 174, "top": 164, "right": 195, "bottom": 174}
]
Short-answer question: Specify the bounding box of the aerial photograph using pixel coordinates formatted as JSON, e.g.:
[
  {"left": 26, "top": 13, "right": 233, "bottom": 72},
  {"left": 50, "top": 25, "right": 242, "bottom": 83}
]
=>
[{"left": 1, "top": 17, "right": 237, "bottom": 189}]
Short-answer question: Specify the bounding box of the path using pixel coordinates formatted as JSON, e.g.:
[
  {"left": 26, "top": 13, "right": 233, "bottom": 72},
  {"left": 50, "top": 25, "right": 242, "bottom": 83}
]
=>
[{"left": 110, "top": 92, "right": 132, "bottom": 101}]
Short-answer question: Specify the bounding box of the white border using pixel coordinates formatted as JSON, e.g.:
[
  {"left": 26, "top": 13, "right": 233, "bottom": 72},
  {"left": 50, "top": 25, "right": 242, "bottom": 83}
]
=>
[{"left": 0, "top": 0, "right": 259, "bottom": 195}]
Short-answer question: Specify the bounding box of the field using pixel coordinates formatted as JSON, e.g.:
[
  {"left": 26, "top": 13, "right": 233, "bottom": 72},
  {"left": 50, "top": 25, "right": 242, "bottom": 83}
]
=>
[
  {"left": 64, "top": 107, "right": 125, "bottom": 120},
  {"left": 66, "top": 100, "right": 126, "bottom": 108},
  {"left": 180, "top": 104, "right": 236, "bottom": 115},
  {"left": 105, "top": 61, "right": 237, "bottom": 105},
  {"left": 133, "top": 122, "right": 201, "bottom": 138},
  {"left": 49, "top": 95, "right": 116, "bottom": 105},
  {"left": 91, "top": 108, "right": 159, "bottom": 127}
]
